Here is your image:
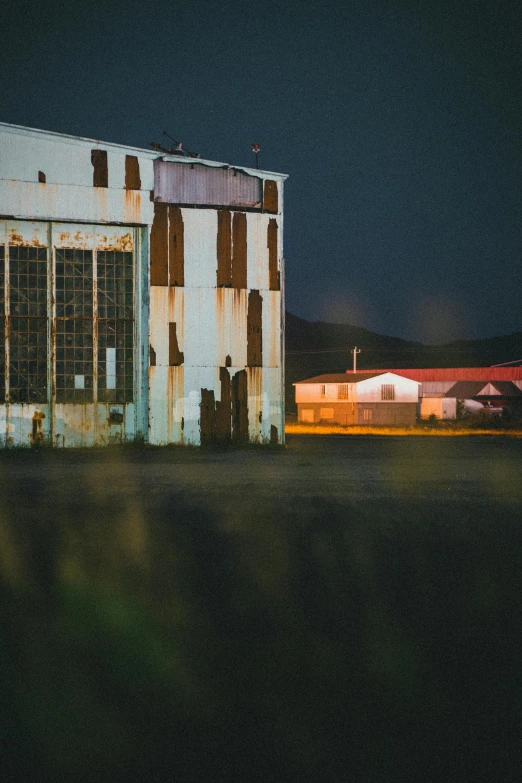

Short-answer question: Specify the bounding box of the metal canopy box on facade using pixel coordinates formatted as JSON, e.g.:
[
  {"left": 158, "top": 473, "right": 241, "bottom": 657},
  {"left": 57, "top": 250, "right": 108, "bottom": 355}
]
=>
[{"left": 0, "top": 121, "right": 287, "bottom": 447}]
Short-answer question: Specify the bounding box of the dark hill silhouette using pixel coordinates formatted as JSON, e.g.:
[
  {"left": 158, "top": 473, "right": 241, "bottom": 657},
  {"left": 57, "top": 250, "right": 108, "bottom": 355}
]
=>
[{"left": 285, "top": 311, "right": 522, "bottom": 413}]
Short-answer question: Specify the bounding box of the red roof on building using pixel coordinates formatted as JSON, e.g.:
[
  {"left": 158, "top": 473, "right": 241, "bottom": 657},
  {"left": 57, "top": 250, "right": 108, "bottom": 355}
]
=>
[{"left": 366, "top": 367, "right": 522, "bottom": 382}]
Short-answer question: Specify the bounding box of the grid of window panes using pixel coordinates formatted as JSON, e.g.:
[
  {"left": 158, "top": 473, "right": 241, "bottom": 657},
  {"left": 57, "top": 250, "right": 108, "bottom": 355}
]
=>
[
  {"left": 0, "top": 246, "right": 4, "bottom": 402},
  {"left": 98, "top": 319, "right": 134, "bottom": 403},
  {"left": 97, "top": 250, "right": 133, "bottom": 403},
  {"left": 55, "top": 249, "right": 94, "bottom": 402},
  {"left": 9, "top": 246, "right": 48, "bottom": 403}
]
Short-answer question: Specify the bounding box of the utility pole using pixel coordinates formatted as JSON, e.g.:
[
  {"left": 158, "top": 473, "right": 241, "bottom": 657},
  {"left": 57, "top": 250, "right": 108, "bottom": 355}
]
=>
[{"left": 351, "top": 346, "right": 361, "bottom": 373}]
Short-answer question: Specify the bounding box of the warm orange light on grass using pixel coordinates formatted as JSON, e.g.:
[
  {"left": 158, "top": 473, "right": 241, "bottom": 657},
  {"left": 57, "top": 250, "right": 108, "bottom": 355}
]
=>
[{"left": 285, "top": 424, "right": 522, "bottom": 437}]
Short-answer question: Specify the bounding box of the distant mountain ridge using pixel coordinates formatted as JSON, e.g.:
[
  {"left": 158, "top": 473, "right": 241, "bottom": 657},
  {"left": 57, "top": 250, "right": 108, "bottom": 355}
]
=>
[{"left": 284, "top": 311, "right": 522, "bottom": 412}]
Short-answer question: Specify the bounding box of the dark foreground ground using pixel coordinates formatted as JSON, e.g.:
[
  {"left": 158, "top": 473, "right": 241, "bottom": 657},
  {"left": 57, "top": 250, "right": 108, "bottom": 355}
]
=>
[{"left": 1, "top": 436, "right": 521, "bottom": 782}]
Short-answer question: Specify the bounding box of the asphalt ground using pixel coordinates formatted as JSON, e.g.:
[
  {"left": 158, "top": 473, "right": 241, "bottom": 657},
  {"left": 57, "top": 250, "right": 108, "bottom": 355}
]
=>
[{"left": 1, "top": 435, "right": 521, "bottom": 781}]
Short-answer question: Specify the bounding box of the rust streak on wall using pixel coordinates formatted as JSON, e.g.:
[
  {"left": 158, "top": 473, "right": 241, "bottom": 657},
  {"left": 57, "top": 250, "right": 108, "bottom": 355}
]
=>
[
  {"left": 267, "top": 218, "right": 279, "bottom": 291},
  {"left": 169, "top": 206, "right": 184, "bottom": 286},
  {"left": 91, "top": 149, "right": 108, "bottom": 188},
  {"left": 217, "top": 209, "right": 232, "bottom": 287},
  {"left": 169, "top": 323, "right": 184, "bottom": 366},
  {"left": 125, "top": 155, "right": 141, "bottom": 190},
  {"left": 232, "top": 369, "right": 248, "bottom": 442},
  {"left": 247, "top": 290, "right": 263, "bottom": 367},
  {"left": 150, "top": 345, "right": 156, "bottom": 366},
  {"left": 263, "top": 180, "right": 278, "bottom": 212},
  {"left": 232, "top": 212, "right": 247, "bottom": 289},
  {"left": 150, "top": 203, "right": 169, "bottom": 285},
  {"left": 200, "top": 389, "right": 216, "bottom": 445}
]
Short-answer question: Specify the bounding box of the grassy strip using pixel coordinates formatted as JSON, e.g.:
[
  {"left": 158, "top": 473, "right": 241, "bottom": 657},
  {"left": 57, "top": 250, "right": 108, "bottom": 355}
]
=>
[{"left": 285, "top": 424, "right": 522, "bottom": 437}]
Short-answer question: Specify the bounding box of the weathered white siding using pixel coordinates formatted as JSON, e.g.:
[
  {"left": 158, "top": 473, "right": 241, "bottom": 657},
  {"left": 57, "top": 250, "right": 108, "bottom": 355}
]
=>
[{"left": 1, "top": 121, "right": 287, "bottom": 447}]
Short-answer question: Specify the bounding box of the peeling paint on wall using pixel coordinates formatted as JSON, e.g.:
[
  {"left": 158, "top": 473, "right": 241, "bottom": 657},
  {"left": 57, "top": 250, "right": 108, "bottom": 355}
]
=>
[
  {"left": 200, "top": 366, "right": 249, "bottom": 445},
  {"left": 267, "top": 218, "right": 279, "bottom": 291},
  {"left": 247, "top": 290, "right": 263, "bottom": 367},
  {"left": 91, "top": 149, "right": 108, "bottom": 188},
  {"left": 150, "top": 203, "right": 169, "bottom": 285},
  {"left": 217, "top": 209, "right": 232, "bottom": 287},
  {"left": 200, "top": 388, "right": 216, "bottom": 445},
  {"left": 169, "top": 323, "right": 184, "bottom": 366},
  {"left": 169, "top": 206, "right": 184, "bottom": 286},
  {"left": 232, "top": 368, "right": 248, "bottom": 442},
  {"left": 125, "top": 155, "right": 141, "bottom": 190},
  {"left": 263, "top": 180, "right": 278, "bottom": 213},
  {"left": 232, "top": 212, "right": 247, "bottom": 289}
]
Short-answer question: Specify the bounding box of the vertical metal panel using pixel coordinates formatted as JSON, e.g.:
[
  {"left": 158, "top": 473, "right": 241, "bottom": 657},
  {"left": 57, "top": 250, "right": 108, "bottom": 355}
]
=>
[
  {"left": 246, "top": 213, "right": 271, "bottom": 291},
  {"left": 149, "top": 287, "right": 169, "bottom": 366},
  {"left": 262, "top": 291, "right": 282, "bottom": 368},
  {"left": 148, "top": 365, "right": 169, "bottom": 445},
  {"left": 183, "top": 287, "right": 218, "bottom": 367},
  {"left": 168, "top": 366, "right": 184, "bottom": 444},
  {"left": 155, "top": 160, "right": 262, "bottom": 207},
  {"left": 182, "top": 365, "right": 220, "bottom": 445},
  {"left": 215, "top": 288, "right": 248, "bottom": 369},
  {"left": 262, "top": 366, "right": 283, "bottom": 443},
  {"left": 182, "top": 209, "right": 217, "bottom": 288},
  {"left": 263, "top": 180, "right": 279, "bottom": 212}
]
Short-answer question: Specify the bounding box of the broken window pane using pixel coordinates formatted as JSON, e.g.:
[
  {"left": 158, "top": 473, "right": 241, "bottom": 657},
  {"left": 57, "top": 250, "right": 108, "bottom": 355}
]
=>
[
  {"left": 9, "top": 246, "right": 48, "bottom": 403},
  {"left": 97, "top": 250, "right": 134, "bottom": 403},
  {"left": 55, "top": 249, "right": 94, "bottom": 403},
  {"left": 98, "top": 319, "right": 134, "bottom": 403},
  {"left": 55, "top": 319, "right": 94, "bottom": 403}
]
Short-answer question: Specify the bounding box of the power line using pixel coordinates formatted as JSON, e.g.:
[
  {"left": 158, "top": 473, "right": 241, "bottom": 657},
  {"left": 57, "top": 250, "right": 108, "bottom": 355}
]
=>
[{"left": 286, "top": 347, "right": 490, "bottom": 355}]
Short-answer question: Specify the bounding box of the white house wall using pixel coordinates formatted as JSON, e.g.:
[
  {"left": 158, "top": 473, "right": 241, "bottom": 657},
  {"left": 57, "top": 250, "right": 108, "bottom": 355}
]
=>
[{"left": 354, "top": 373, "right": 419, "bottom": 403}]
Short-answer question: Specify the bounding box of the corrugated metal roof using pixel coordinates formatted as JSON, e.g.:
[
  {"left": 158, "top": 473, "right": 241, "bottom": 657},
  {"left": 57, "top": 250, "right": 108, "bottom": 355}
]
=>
[
  {"left": 378, "top": 367, "right": 522, "bottom": 381},
  {"left": 445, "top": 380, "right": 522, "bottom": 398}
]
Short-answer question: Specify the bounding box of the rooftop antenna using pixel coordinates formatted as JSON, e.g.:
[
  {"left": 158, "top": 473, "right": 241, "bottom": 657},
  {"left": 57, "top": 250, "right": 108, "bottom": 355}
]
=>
[
  {"left": 251, "top": 143, "right": 260, "bottom": 169},
  {"left": 158, "top": 131, "right": 201, "bottom": 158},
  {"left": 351, "top": 346, "right": 361, "bottom": 374}
]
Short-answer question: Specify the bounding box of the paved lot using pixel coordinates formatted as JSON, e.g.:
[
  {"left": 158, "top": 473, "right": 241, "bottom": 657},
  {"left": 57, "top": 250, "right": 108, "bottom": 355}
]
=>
[
  {"left": 2, "top": 434, "right": 521, "bottom": 521},
  {"left": 1, "top": 436, "right": 521, "bottom": 782}
]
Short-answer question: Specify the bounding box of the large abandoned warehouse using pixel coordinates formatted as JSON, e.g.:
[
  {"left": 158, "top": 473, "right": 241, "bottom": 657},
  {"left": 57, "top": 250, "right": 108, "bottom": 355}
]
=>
[{"left": 0, "top": 121, "right": 286, "bottom": 447}]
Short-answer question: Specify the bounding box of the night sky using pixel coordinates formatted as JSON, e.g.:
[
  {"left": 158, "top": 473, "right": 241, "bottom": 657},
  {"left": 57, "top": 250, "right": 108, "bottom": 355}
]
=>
[{"left": 2, "top": 0, "right": 521, "bottom": 343}]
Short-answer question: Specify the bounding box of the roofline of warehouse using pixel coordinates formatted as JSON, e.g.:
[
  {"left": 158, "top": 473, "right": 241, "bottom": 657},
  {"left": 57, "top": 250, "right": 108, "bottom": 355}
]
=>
[{"left": 0, "top": 120, "right": 288, "bottom": 181}]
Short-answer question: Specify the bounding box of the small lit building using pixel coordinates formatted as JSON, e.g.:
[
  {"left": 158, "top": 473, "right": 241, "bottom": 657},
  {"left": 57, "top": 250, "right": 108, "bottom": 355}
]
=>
[
  {"left": 0, "top": 121, "right": 286, "bottom": 447},
  {"left": 294, "top": 372, "right": 420, "bottom": 426},
  {"left": 380, "top": 368, "right": 522, "bottom": 419}
]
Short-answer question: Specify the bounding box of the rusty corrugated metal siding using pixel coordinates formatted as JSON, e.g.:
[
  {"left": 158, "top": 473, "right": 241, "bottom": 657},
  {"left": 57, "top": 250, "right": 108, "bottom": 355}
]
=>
[
  {"left": 155, "top": 160, "right": 262, "bottom": 207},
  {"left": 148, "top": 155, "right": 286, "bottom": 446}
]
